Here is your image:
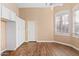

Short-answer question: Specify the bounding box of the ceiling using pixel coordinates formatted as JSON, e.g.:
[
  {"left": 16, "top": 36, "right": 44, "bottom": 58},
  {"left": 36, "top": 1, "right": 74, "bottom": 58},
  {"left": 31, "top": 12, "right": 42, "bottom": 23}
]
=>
[{"left": 16, "top": 3, "right": 63, "bottom": 8}]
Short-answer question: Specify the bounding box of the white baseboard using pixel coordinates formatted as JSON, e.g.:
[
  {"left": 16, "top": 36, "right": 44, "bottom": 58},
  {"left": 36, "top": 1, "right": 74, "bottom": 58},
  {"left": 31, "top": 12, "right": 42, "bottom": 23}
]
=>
[
  {"left": 37, "top": 41, "right": 54, "bottom": 42},
  {"left": 53, "top": 41, "right": 79, "bottom": 51},
  {"left": 15, "top": 41, "right": 24, "bottom": 50},
  {"left": 24, "top": 41, "right": 28, "bottom": 42},
  {"left": 37, "top": 40, "right": 79, "bottom": 51}
]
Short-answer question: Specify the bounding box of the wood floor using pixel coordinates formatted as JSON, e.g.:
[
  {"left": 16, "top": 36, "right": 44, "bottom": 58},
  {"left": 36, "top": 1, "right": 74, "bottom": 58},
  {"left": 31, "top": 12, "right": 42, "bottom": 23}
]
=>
[{"left": 1, "top": 42, "right": 79, "bottom": 56}]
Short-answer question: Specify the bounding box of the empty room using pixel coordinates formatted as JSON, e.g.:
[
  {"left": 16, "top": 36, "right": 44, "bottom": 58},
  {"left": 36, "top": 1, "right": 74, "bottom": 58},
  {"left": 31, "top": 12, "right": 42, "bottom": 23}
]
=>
[{"left": 0, "top": 3, "right": 79, "bottom": 56}]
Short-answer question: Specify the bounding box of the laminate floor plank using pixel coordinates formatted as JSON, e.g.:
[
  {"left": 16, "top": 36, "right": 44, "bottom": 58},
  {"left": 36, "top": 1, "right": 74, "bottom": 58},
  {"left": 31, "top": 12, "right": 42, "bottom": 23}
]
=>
[{"left": 1, "top": 42, "right": 79, "bottom": 56}]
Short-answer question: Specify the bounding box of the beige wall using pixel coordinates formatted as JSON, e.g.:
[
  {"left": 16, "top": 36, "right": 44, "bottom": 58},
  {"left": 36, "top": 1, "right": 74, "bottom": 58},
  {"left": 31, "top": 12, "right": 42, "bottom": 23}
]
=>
[
  {"left": 19, "top": 8, "right": 54, "bottom": 42},
  {"left": 54, "top": 3, "right": 79, "bottom": 48}
]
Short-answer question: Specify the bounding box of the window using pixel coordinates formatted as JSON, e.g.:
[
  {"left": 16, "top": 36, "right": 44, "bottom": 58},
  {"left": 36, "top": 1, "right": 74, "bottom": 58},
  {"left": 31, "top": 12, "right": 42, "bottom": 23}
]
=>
[
  {"left": 55, "top": 12, "right": 70, "bottom": 35},
  {"left": 73, "top": 10, "right": 79, "bottom": 36},
  {"left": 55, "top": 16, "right": 61, "bottom": 33},
  {"left": 61, "top": 14, "right": 69, "bottom": 33}
]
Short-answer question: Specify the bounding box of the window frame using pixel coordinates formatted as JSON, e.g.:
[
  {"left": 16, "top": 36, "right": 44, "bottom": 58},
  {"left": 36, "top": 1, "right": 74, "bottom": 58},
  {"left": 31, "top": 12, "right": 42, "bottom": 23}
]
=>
[
  {"left": 55, "top": 10, "right": 70, "bottom": 36},
  {"left": 72, "top": 6, "right": 79, "bottom": 38}
]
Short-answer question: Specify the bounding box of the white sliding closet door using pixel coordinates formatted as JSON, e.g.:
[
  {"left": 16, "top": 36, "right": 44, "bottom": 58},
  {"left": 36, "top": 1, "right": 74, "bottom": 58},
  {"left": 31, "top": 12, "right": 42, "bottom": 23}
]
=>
[{"left": 1, "top": 21, "right": 7, "bottom": 51}]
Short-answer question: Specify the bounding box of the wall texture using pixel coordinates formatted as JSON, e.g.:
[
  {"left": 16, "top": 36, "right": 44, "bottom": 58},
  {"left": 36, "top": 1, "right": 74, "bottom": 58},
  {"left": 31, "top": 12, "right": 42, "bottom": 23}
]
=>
[{"left": 19, "top": 8, "right": 54, "bottom": 42}]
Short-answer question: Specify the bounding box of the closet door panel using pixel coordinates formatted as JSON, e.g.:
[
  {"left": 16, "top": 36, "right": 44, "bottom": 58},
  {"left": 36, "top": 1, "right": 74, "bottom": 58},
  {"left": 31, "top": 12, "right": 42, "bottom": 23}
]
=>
[
  {"left": 1, "top": 21, "right": 7, "bottom": 51},
  {"left": 0, "top": 4, "right": 1, "bottom": 18}
]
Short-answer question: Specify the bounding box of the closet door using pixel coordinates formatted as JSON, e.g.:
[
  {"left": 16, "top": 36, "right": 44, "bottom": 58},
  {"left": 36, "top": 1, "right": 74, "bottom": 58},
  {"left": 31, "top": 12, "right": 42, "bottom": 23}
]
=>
[
  {"left": 0, "top": 4, "right": 1, "bottom": 18},
  {"left": 1, "top": 21, "right": 7, "bottom": 51},
  {"left": 6, "top": 21, "right": 16, "bottom": 50},
  {"left": 0, "top": 20, "right": 1, "bottom": 53}
]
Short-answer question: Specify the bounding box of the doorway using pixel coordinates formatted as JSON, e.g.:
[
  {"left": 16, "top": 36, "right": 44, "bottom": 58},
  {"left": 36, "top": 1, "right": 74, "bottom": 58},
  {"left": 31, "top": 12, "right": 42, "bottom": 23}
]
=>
[{"left": 28, "top": 21, "right": 37, "bottom": 41}]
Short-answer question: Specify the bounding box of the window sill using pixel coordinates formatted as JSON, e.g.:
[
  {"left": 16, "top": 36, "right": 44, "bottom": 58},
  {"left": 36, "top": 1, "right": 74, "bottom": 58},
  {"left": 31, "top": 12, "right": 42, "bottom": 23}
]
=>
[{"left": 55, "top": 32, "right": 70, "bottom": 36}]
